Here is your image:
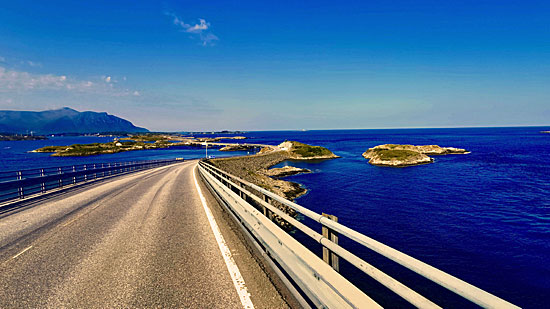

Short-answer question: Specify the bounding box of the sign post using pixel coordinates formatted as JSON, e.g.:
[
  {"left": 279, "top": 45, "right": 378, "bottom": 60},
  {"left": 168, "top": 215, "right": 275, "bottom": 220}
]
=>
[{"left": 202, "top": 142, "right": 208, "bottom": 158}]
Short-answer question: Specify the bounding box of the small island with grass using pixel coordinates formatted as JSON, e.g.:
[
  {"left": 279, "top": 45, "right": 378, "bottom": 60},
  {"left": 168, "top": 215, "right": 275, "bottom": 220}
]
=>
[
  {"left": 209, "top": 141, "right": 338, "bottom": 200},
  {"left": 269, "top": 141, "right": 339, "bottom": 160},
  {"left": 32, "top": 140, "right": 174, "bottom": 156},
  {"left": 31, "top": 133, "right": 251, "bottom": 156},
  {"left": 363, "top": 144, "right": 469, "bottom": 167}
]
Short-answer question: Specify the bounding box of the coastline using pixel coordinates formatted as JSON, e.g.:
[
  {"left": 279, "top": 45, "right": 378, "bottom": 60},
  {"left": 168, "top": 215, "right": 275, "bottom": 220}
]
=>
[{"left": 208, "top": 142, "right": 338, "bottom": 201}]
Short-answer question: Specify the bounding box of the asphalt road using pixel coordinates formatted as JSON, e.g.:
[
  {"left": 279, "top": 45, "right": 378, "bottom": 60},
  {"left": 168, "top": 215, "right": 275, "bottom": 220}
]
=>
[{"left": 0, "top": 161, "right": 293, "bottom": 308}]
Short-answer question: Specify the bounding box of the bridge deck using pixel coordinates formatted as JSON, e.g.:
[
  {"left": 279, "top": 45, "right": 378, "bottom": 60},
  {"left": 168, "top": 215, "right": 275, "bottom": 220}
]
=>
[{"left": 0, "top": 161, "right": 291, "bottom": 308}]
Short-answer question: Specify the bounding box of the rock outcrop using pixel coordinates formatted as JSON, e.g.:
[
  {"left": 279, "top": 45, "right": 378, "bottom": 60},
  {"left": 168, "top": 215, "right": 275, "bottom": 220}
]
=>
[
  {"left": 210, "top": 140, "right": 338, "bottom": 200},
  {"left": 363, "top": 144, "right": 469, "bottom": 167},
  {"left": 265, "top": 166, "right": 311, "bottom": 178},
  {"left": 277, "top": 141, "right": 340, "bottom": 159}
]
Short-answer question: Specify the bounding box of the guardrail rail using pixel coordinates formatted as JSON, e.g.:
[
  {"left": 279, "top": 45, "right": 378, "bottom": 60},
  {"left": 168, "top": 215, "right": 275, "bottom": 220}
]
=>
[
  {"left": 197, "top": 160, "right": 520, "bottom": 309},
  {"left": 0, "top": 159, "right": 184, "bottom": 206}
]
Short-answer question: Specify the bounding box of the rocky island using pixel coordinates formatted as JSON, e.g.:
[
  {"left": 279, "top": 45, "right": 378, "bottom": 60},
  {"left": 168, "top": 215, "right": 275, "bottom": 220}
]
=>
[
  {"left": 209, "top": 140, "right": 338, "bottom": 200},
  {"left": 265, "top": 166, "right": 311, "bottom": 178},
  {"left": 32, "top": 140, "right": 175, "bottom": 156},
  {"left": 541, "top": 131, "right": 550, "bottom": 134},
  {"left": 363, "top": 144, "right": 469, "bottom": 167},
  {"left": 32, "top": 133, "right": 253, "bottom": 156}
]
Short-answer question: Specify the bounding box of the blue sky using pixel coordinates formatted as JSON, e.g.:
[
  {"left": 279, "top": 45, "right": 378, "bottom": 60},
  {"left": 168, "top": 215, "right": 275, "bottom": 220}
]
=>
[{"left": 0, "top": 0, "right": 549, "bottom": 131}]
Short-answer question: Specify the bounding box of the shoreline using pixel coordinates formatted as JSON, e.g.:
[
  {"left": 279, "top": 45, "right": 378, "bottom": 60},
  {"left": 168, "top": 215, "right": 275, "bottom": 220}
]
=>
[
  {"left": 209, "top": 142, "right": 338, "bottom": 201},
  {"left": 30, "top": 133, "right": 269, "bottom": 157}
]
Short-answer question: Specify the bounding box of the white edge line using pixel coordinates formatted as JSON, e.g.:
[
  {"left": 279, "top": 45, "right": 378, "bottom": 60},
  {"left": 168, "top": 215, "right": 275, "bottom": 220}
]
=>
[
  {"left": 12, "top": 245, "right": 33, "bottom": 259},
  {"left": 193, "top": 166, "right": 255, "bottom": 309}
]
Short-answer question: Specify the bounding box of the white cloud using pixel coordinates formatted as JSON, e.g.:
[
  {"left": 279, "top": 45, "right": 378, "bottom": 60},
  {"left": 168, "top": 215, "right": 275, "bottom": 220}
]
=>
[
  {"left": 166, "top": 12, "right": 219, "bottom": 46},
  {"left": 26, "top": 60, "right": 42, "bottom": 68},
  {"left": 200, "top": 33, "right": 219, "bottom": 46},
  {"left": 186, "top": 19, "right": 209, "bottom": 33},
  {"left": 0, "top": 66, "right": 139, "bottom": 97}
]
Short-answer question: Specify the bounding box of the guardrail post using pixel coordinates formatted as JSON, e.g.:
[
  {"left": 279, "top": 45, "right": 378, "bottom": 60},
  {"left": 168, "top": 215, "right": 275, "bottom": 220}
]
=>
[
  {"left": 263, "top": 195, "right": 273, "bottom": 220},
  {"left": 72, "top": 166, "right": 76, "bottom": 184},
  {"left": 239, "top": 182, "right": 245, "bottom": 199},
  {"left": 322, "top": 213, "right": 339, "bottom": 272},
  {"left": 17, "top": 171, "right": 24, "bottom": 199},
  {"left": 84, "top": 164, "right": 87, "bottom": 181},
  {"left": 40, "top": 168, "right": 45, "bottom": 193},
  {"left": 93, "top": 164, "right": 97, "bottom": 179},
  {"left": 58, "top": 167, "right": 63, "bottom": 188}
]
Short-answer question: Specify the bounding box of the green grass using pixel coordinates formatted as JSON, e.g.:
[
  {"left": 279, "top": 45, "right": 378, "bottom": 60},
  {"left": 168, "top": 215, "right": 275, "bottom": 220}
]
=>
[
  {"left": 288, "top": 141, "right": 334, "bottom": 157},
  {"left": 34, "top": 145, "right": 66, "bottom": 152},
  {"left": 35, "top": 140, "right": 164, "bottom": 156},
  {"left": 126, "top": 134, "right": 169, "bottom": 142},
  {"left": 372, "top": 149, "right": 422, "bottom": 160}
]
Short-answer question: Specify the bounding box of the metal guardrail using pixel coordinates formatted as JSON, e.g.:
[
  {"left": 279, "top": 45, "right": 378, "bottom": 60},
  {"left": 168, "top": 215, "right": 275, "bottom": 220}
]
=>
[
  {"left": 198, "top": 161, "right": 520, "bottom": 309},
  {"left": 0, "top": 159, "right": 184, "bottom": 205}
]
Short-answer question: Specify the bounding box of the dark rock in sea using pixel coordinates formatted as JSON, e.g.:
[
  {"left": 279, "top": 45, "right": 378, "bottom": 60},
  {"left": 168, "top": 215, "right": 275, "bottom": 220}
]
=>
[{"left": 265, "top": 166, "right": 311, "bottom": 178}]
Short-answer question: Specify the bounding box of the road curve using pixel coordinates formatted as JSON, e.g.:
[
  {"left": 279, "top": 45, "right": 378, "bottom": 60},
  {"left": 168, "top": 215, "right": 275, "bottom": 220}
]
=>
[{"left": 0, "top": 161, "right": 292, "bottom": 308}]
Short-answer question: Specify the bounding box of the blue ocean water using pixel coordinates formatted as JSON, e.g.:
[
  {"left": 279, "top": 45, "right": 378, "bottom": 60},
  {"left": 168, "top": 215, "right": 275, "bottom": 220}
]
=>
[
  {"left": 0, "top": 136, "right": 252, "bottom": 171},
  {"left": 250, "top": 128, "right": 550, "bottom": 308},
  {"left": 1, "top": 128, "right": 548, "bottom": 307}
]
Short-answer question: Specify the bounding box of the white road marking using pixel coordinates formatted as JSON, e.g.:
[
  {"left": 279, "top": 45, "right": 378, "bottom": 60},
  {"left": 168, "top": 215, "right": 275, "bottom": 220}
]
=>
[
  {"left": 12, "top": 246, "right": 32, "bottom": 259},
  {"left": 193, "top": 166, "right": 255, "bottom": 309}
]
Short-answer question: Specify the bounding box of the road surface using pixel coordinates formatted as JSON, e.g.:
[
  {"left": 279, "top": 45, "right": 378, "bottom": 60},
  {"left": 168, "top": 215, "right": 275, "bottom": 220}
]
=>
[{"left": 0, "top": 160, "right": 294, "bottom": 308}]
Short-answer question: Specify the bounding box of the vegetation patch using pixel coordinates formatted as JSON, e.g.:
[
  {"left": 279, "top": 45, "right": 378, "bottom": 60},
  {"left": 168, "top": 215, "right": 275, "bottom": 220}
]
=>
[
  {"left": 363, "top": 144, "right": 468, "bottom": 167},
  {"left": 121, "top": 133, "right": 170, "bottom": 142},
  {"left": 372, "top": 149, "right": 423, "bottom": 160},
  {"left": 33, "top": 140, "right": 173, "bottom": 156},
  {"left": 290, "top": 142, "right": 333, "bottom": 157}
]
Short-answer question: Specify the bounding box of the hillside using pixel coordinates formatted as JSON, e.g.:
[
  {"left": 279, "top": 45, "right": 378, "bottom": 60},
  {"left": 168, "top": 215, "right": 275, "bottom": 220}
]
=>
[{"left": 0, "top": 107, "right": 148, "bottom": 134}]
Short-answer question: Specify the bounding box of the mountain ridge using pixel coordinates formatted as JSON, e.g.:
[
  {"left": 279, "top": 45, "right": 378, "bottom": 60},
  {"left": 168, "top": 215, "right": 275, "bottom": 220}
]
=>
[{"left": 0, "top": 107, "right": 148, "bottom": 134}]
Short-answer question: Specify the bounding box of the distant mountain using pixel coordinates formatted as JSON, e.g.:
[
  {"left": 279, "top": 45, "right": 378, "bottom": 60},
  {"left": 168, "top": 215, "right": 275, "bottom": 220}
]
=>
[{"left": 0, "top": 107, "right": 149, "bottom": 134}]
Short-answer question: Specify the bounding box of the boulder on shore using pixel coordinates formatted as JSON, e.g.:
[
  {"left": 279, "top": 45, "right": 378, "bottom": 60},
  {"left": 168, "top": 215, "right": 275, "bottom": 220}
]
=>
[{"left": 362, "top": 144, "right": 469, "bottom": 167}]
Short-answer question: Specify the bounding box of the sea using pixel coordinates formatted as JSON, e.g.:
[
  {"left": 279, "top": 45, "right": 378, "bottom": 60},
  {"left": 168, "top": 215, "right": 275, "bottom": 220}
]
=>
[{"left": 1, "top": 127, "right": 549, "bottom": 308}]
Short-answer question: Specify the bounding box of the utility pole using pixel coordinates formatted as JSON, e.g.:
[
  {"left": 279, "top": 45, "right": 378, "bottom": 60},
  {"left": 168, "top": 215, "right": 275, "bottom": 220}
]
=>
[{"left": 202, "top": 141, "right": 208, "bottom": 158}]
